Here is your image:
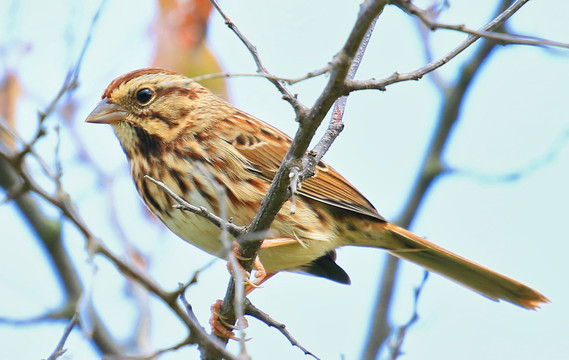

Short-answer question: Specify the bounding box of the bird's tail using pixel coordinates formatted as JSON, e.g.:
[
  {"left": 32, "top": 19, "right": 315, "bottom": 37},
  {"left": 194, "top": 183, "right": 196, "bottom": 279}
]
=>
[{"left": 372, "top": 222, "right": 549, "bottom": 309}]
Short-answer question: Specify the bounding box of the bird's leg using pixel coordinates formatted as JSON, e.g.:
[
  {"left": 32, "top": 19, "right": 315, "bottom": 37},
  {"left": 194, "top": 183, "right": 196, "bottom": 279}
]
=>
[{"left": 212, "top": 238, "right": 298, "bottom": 337}]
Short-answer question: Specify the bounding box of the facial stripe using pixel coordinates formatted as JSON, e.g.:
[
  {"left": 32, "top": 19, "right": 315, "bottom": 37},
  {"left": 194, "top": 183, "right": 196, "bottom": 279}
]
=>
[
  {"left": 133, "top": 125, "right": 162, "bottom": 157},
  {"left": 103, "top": 68, "right": 177, "bottom": 99}
]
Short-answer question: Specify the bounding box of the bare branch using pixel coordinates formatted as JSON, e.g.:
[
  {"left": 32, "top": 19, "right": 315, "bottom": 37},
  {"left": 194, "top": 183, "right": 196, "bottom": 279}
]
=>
[
  {"left": 300, "top": 8, "right": 379, "bottom": 181},
  {"left": 387, "top": 272, "right": 428, "bottom": 360},
  {"left": 346, "top": 0, "right": 534, "bottom": 92},
  {"left": 46, "top": 312, "right": 79, "bottom": 360},
  {"left": 409, "top": 3, "right": 448, "bottom": 91},
  {"left": 207, "top": 0, "right": 308, "bottom": 115},
  {"left": 394, "top": 0, "right": 569, "bottom": 50},
  {"left": 104, "top": 337, "right": 193, "bottom": 360},
  {"left": 94, "top": 241, "right": 239, "bottom": 360},
  {"left": 244, "top": 299, "right": 319, "bottom": 360},
  {"left": 244, "top": 0, "right": 388, "bottom": 269},
  {"left": 190, "top": 65, "right": 331, "bottom": 86}
]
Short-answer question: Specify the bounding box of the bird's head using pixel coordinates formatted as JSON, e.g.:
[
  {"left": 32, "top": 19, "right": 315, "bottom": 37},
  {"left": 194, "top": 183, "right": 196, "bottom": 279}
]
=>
[{"left": 85, "top": 68, "right": 218, "bottom": 151}]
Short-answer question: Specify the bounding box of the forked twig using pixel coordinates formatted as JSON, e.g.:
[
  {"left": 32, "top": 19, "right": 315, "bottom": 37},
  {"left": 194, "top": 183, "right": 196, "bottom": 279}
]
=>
[
  {"left": 393, "top": 0, "right": 569, "bottom": 50},
  {"left": 301, "top": 9, "right": 379, "bottom": 181},
  {"left": 346, "top": 0, "right": 535, "bottom": 92},
  {"left": 207, "top": 0, "right": 307, "bottom": 116},
  {"left": 46, "top": 312, "right": 79, "bottom": 360},
  {"left": 387, "top": 272, "right": 429, "bottom": 360}
]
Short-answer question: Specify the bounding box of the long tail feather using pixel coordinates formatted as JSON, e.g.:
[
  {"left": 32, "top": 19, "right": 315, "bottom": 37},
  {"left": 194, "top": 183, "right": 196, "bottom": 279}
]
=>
[{"left": 379, "top": 223, "right": 548, "bottom": 309}]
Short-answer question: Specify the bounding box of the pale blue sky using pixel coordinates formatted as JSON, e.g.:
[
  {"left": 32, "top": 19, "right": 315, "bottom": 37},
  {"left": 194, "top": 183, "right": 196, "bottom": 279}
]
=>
[{"left": 1, "top": 1, "right": 568, "bottom": 359}]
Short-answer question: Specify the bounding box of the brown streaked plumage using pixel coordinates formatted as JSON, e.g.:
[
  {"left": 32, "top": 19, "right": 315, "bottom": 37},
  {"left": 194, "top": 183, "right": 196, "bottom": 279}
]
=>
[{"left": 85, "top": 68, "right": 548, "bottom": 310}]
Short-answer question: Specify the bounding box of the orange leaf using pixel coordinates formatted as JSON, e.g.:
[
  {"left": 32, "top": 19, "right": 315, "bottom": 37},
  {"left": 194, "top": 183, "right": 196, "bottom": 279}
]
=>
[
  {"left": 152, "top": 0, "right": 226, "bottom": 97},
  {"left": 0, "top": 71, "right": 22, "bottom": 149}
]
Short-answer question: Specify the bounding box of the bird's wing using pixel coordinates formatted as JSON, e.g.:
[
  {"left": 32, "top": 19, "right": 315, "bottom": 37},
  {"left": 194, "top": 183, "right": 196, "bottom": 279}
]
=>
[{"left": 222, "top": 111, "right": 385, "bottom": 221}]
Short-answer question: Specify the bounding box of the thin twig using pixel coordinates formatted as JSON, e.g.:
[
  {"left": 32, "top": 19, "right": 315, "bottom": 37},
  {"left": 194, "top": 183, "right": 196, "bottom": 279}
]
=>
[
  {"left": 190, "top": 65, "right": 331, "bottom": 86},
  {"left": 301, "top": 8, "right": 379, "bottom": 181},
  {"left": 393, "top": 0, "right": 569, "bottom": 50},
  {"left": 410, "top": 2, "right": 448, "bottom": 91},
  {"left": 387, "top": 272, "right": 428, "bottom": 360},
  {"left": 103, "top": 337, "right": 193, "bottom": 360},
  {"left": 244, "top": 299, "right": 319, "bottom": 360},
  {"left": 207, "top": 0, "right": 307, "bottom": 116},
  {"left": 175, "top": 259, "right": 218, "bottom": 298},
  {"left": 46, "top": 312, "right": 79, "bottom": 360},
  {"left": 0, "top": 120, "right": 56, "bottom": 180},
  {"left": 144, "top": 175, "right": 247, "bottom": 238},
  {"left": 177, "top": 283, "right": 210, "bottom": 346},
  {"left": 346, "top": 0, "right": 533, "bottom": 92},
  {"left": 94, "top": 241, "right": 239, "bottom": 360}
]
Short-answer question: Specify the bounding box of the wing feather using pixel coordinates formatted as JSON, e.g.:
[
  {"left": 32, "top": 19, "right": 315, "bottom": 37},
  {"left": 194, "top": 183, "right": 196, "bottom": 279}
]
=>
[{"left": 218, "top": 112, "right": 384, "bottom": 221}]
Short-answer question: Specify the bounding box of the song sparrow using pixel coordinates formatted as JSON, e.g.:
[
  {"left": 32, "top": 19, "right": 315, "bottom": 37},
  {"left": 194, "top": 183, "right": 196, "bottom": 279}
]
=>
[{"left": 86, "top": 68, "right": 548, "bottom": 310}]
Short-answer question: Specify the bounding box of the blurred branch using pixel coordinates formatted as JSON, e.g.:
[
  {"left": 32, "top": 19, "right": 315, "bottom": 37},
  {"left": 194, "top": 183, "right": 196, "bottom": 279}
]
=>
[
  {"left": 195, "top": 162, "right": 249, "bottom": 353},
  {"left": 92, "top": 239, "right": 238, "bottom": 360},
  {"left": 409, "top": 2, "right": 448, "bottom": 91},
  {"left": 0, "top": 2, "right": 123, "bottom": 355},
  {"left": 451, "top": 128, "right": 569, "bottom": 182},
  {"left": 103, "top": 282, "right": 217, "bottom": 360},
  {"left": 361, "top": 1, "right": 516, "bottom": 358},
  {"left": 393, "top": 0, "right": 569, "bottom": 50},
  {"left": 387, "top": 272, "right": 428, "bottom": 360}
]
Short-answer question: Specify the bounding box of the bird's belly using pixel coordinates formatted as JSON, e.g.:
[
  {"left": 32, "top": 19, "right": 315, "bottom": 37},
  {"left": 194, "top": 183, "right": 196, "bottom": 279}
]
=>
[
  {"left": 149, "top": 185, "right": 340, "bottom": 272},
  {"left": 155, "top": 188, "right": 226, "bottom": 256},
  {"left": 159, "top": 208, "right": 340, "bottom": 273}
]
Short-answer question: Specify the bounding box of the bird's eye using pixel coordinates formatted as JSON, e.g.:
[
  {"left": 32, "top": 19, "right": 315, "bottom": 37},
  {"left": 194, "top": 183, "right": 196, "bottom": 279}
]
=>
[{"left": 136, "top": 88, "right": 154, "bottom": 104}]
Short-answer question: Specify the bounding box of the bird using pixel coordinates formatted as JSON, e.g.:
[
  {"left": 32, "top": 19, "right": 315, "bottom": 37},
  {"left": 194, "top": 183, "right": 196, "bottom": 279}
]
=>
[{"left": 85, "top": 67, "right": 548, "bottom": 314}]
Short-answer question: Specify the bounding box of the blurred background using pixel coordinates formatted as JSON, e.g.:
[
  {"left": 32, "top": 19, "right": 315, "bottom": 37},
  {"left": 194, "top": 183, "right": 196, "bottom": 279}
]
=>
[{"left": 0, "top": 0, "right": 567, "bottom": 359}]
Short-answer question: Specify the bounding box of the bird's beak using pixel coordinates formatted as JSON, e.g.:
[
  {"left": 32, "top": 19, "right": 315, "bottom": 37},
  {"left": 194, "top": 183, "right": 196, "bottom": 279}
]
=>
[{"left": 85, "top": 99, "right": 126, "bottom": 124}]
